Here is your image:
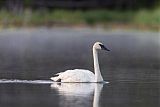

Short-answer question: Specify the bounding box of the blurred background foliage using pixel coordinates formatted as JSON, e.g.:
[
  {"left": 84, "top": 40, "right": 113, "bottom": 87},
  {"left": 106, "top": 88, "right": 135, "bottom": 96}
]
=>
[{"left": 0, "top": 0, "right": 159, "bottom": 31}]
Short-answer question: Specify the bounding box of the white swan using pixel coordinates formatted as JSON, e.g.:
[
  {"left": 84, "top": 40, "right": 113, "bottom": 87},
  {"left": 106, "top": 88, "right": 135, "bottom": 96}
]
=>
[{"left": 50, "top": 42, "right": 110, "bottom": 82}]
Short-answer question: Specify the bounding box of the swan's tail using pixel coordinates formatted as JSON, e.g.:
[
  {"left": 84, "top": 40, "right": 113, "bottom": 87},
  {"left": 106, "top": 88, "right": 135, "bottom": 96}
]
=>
[
  {"left": 55, "top": 72, "right": 63, "bottom": 76},
  {"left": 50, "top": 76, "right": 61, "bottom": 82}
]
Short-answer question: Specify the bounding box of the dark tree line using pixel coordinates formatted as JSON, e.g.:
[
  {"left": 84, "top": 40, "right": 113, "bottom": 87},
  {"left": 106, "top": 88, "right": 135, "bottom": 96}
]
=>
[{"left": 0, "top": 0, "right": 159, "bottom": 12}]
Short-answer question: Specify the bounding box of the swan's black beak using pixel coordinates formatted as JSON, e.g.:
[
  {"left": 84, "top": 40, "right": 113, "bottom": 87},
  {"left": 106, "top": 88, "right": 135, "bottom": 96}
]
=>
[{"left": 100, "top": 44, "right": 110, "bottom": 51}]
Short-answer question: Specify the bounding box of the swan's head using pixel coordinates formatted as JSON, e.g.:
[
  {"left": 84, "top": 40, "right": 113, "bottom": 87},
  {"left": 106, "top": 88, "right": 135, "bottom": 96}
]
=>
[{"left": 93, "top": 42, "right": 110, "bottom": 51}]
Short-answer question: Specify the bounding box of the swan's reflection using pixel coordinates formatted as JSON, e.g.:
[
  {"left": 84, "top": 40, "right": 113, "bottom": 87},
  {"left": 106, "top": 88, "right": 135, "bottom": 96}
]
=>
[{"left": 51, "top": 83, "right": 104, "bottom": 107}]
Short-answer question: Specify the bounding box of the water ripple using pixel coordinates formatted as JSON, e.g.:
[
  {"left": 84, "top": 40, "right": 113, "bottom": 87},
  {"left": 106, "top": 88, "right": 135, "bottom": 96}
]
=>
[{"left": 0, "top": 79, "right": 53, "bottom": 84}]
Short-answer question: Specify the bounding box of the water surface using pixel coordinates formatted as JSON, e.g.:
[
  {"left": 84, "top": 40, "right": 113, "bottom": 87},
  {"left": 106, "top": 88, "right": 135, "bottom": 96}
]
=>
[{"left": 0, "top": 28, "right": 159, "bottom": 107}]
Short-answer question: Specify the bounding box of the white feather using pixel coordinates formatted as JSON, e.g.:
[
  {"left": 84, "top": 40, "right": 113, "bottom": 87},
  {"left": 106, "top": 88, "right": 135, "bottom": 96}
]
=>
[{"left": 51, "top": 69, "right": 95, "bottom": 82}]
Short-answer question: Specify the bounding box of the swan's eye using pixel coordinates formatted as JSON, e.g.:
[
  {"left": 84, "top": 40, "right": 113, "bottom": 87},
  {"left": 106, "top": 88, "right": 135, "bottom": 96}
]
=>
[
  {"left": 99, "top": 44, "right": 104, "bottom": 48},
  {"left": 99, "top": 44, "right": 110, "bottom": 51}
]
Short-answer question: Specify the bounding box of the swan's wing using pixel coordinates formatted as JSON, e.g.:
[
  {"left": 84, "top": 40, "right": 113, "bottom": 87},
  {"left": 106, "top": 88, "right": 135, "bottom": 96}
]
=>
[{"left": 51, "top": 69, "right": 95, "bottom": 82}]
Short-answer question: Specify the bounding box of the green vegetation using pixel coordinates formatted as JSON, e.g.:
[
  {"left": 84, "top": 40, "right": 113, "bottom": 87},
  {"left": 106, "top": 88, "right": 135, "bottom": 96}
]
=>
[{"left": 0, "top": 8, "right": 159, "bottom": 31}]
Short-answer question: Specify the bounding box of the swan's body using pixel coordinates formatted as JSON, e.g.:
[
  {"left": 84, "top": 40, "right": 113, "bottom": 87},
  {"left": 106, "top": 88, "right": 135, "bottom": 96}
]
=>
[
  {"left": 50, "top": 42, "right": 110, "bottom": 82},
  {"left": 51, "top": 69, "right": 95, "bottom": 82}
]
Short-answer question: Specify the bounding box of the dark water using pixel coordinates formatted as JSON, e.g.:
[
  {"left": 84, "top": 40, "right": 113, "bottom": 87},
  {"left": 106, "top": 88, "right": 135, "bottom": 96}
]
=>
[{"left": 0, "top": 28, "right": 159, "bottom": 107}]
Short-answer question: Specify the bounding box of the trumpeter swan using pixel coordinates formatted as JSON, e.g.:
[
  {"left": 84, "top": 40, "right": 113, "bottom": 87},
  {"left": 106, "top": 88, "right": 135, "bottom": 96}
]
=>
[{"left": 50, "top": 42, "right": 110, "bottom": 82}]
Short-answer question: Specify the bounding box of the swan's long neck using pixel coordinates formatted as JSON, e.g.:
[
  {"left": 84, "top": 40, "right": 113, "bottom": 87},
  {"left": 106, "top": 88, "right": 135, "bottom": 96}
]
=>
[{"left": 93, "top": 48, "right": 103, "bottom": 82}]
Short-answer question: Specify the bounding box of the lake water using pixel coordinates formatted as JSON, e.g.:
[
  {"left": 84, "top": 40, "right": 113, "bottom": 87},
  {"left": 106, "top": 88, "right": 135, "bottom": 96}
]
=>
[{"left": 0, "top": 28, "right": 159, "bottom": 107}]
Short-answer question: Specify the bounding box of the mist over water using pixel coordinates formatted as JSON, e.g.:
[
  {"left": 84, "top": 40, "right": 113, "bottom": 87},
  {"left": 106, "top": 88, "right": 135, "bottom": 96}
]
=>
[
  {"left": 0, "top": 28, "right": 159, "bottom": 107},
  {"left": 0, "top": 28, "right": 159, "bottom": 81}
]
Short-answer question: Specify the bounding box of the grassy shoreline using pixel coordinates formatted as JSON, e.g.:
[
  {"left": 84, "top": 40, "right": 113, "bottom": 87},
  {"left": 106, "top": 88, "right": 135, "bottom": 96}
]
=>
[{"left": 0, "top": 9, "right": 159, "bottom": 31}]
